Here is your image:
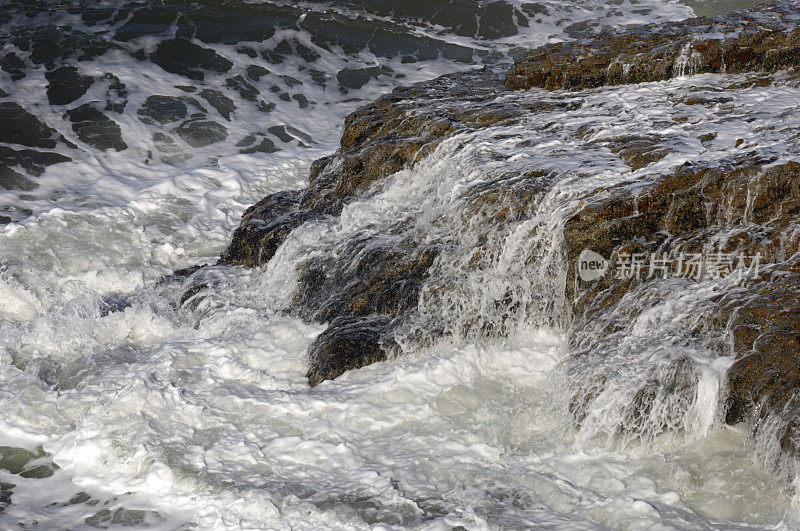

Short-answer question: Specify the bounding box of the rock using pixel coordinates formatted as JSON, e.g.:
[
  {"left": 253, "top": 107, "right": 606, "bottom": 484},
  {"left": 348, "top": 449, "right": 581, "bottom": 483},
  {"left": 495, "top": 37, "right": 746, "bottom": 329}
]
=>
[
  {"left": 101, "top": 74, "right": 128, "bottom": 114},
  {"left": 174, "top": 119, "right": 226, "bottom": 148},
  {"left": 0, "top": 165, "right": 36, "bottom": 191},
  {"left": 220, "top": 190, "right": 317, "bottom": 267},
  {"left": 14, "top": 26, "right": 111, "bottom": 68},
  {"left": 246, "top": 65, "right": 270, "bottom": 81},
  {"left": 306, "top": 316, "right": 393, "bottom": 387},
  {"left": 0, "top": 52, "right": 27, "bottom": 81},
  {"left": 225, "top": 75, "right": 259, "bottom": 101},
  {"left": 66, "top": 103, "right": 127, "bottom": 151},
  {"left": 294, "top": 241, "right": 438, "bottom": 323},
  {"left": 0, "top": 146, "right": 70, "bottom": 177},
  {"left": 336, "top": 66, "right": 392, "bottom": 91},
  {"left": 301, "top": 67, "right": 517, "bottom": 216},
  {"left": 137, "top": 96, "right": 188, "bottom": 125},
  {"left": 506, "top": 1, "right": 800, "bottom": 91},
  {"left": 221, "top": 0, "right": 800, "bottom": 439},
  {"left": 150, "top": 38, "right": 233, "bottom": 81},
  {"left": 199, "top": 89, "right": 236, "bottom": 121},
  {"left": 559, "top": 158, "right": 800, "bottom": 454},
  {"left": 239, "top": 138, "right": 278, "bottom": 155},
  {"left": 0, "top": 102, "right": 61, "bottom": 148},
  {"left": 45, "top": 66, "right": 94, "bottom": 106}
]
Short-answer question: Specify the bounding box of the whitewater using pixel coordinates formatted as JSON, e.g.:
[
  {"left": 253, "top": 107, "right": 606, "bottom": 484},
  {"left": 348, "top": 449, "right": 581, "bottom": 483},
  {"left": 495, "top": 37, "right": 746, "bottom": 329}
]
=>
[{"left": 0, "top": 0, "right": 797, "bottom": 528}]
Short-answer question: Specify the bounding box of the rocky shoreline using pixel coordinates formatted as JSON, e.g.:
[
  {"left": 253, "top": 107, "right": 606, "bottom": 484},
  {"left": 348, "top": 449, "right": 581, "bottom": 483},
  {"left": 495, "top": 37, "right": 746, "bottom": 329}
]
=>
[{"left": 216, "top": 0, "right": 800, "bottom": 471}]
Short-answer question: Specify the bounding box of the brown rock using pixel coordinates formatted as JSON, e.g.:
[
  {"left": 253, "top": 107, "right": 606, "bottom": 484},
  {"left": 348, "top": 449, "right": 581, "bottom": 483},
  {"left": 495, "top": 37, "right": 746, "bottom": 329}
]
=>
[{"left": 506, "top": 1, "right": 800, "bottom": 91}]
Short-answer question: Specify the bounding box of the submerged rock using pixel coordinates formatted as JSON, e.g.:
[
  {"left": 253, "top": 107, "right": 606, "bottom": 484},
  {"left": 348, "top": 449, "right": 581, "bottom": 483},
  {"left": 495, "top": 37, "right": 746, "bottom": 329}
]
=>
[
  {"left": 0, "top": 102, "right": 62, "bottom": 148},
  {"left": 66, "top": 104, "right": 127, "bottom": 151},
  {"left": 45, "top": 66, "right": 94, "bottom": 106}
]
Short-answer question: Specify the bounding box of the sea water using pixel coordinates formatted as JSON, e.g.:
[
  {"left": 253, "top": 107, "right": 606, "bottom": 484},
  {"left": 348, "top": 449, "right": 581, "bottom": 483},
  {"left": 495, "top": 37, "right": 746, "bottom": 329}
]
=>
[{"left": 0, "top": 0, "right": 798, "bottom": 528}]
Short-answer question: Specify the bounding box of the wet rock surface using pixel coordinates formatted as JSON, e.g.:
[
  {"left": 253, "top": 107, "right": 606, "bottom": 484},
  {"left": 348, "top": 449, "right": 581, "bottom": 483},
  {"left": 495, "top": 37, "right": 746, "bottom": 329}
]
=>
[
  {"left": 506, "top": 0, "right": 800, "bottom": 91},
  {"left": 218, "top": 0, "right": 800, "bottom": 474},
  {"left": 66, "top": 103, "right": 127, "bottom": 151}
]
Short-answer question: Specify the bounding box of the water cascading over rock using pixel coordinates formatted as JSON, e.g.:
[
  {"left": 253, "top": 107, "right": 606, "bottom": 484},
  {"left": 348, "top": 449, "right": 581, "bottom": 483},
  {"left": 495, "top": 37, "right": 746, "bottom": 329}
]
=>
[{"left": 198, "top": 0, "right": 800, "bottom": 477}]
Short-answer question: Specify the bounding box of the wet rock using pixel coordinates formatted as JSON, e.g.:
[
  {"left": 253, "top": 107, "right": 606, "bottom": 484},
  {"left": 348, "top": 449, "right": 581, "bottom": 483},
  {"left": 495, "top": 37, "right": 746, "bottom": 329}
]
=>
[
  {"left": 0, "top": 102, "right": 61, "bottom": 148},
  {"left": 101, "top": 73, "right": 128, "bottom": 114},
  {"left": 306, "top": 316, "right": 393, "bottom": 387},
  {"left": 267, "top": 126, "right": 293, "bottom": 143},
  {"left": 564, "top": 160, "right": 800, "bottom": 323},
  {"left": 294, "top": 241, "right": 438, "bottom": 323},
  {"left": 152, "top": 132, "right": 190, "bottom": 164},
  {"left": 239, "top": 138, "right": 278, "bottom": 155},
  {"left": 223, "top": 1, "right": 800, "bottom": 407},
  {"left": 0, "top": 481, "right": 12, "bottom": 512},
  {"left": 0, "top": 165, "right": 36, "bottom": 191},
  {"left": 0, "top": 146, "right": 70, "bottom": 177},
  {"left": 257, "top": 101, "right": 276, "bottom": 113},
  {"left": 560, "top": 158, "right": 800, "bottom": 459},
  {"left": 292, "top": 94, "right": 310, "bottom": 108},
  {"left": 301, "top": 67, "right": 517, "bottom": 216},
  {"left": 225, "top": 75, "right": 259, "bottom": 101},
  {"left": 281, "top": 75, "right": 303, "bottom": 87},
  {"left": 66, "top": 103, "right": 127, "bottom": 151},
  {"left": 235, "top": 134, "right": 258, "bottom": 147},
  {"left": 222, "top": 67, "right": 524, "bottom": 385},
  {"left": 45, "top": 66, "right": 94, "bottom": 106},
  {"left": 188, "top": 4, "right": 294, "bottom": 45},
  {"left": 199, "top": 89, "right": 236, "bottom": 121},
  {"left": 220, "top": 190, "right": 317, "bottom": 267},
  {"left": 506, "top": 2, "right": 800, "bottom": 91},
  {"left": 137, "top": 95, "right": 188, "bottom": 125},
  {"left": 150, "top": 38, "right": 233, "bottom": 81},
  {"left": 113, "top": 7, "right": 177, "bottom": 41},
  {"left": 0, "top": 52, "right": 26, "bottom": 81},
  {"left": 246, "top": 65, "right": 270, "bottom": 81},
  {"left": 14, "top": 26, "right": 111, "bottom": 68},
  {"left": 174, "top": 119, "right": 227, "bottom": 148},
  {"left": 336, "top": 66, "right": 392, "bottom": 90}
]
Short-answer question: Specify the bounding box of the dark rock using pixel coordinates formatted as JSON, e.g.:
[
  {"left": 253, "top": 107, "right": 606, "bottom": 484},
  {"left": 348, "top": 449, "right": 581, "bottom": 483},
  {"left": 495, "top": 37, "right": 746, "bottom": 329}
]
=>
[
  {"left": 0, "top": 52, "right": 26, "bottom": 81},
  {"left": 66, "top": 103, "right": 127, "bottom": 151},
  {"left": 0, "top": 165, "right": 37, "bottom": 191},
  {"left": 199, "top": 89, "right": 236, "bottom": 121},
  {"left": 267, "top": 126, "right": 293, "bottom": 143},
  {"left": 0, "top": 102, "right": 61, "bottom": 148},
  {"left": 294, "top": 240, "right": 438, "bottom": 323},
  {"left": 0, "top": 146, "right": 70, "bottom": 177},
  {"left": 113, "top": 7, "right": 176, "bottom": 41},
  {"left": 306, "top": 316, "right": 393, "bottom": 387},
  {"left": 292, "top": 94, "right": 310, "bottom": 108},
  {"left": 101, "top": 74, "right": 128, "bottom": 113},
  {"left": 239, "top": 138, "right": 278, "bottom": 155},
  {"left": 137, "top": 96, "right": 188, "bottom": 125},
  {"left": 150, "top": 38, "right": 233, "bottom": 81},
  {"left": 336, "top": 66, "right": 392, "bottom": 90},
  {"left": 220, "top": 190, "right": 317, "bottom": 267},
  {"left": 225, "top": 75, "right": 259, "bottom": 101},
  {"left": 45, "top": 66, "right": 94, "bottom": 106},
  {"left": 246, "top": 65, "right": 270, "bottom": 81},
  {"left": 15, "top": 26, "right": 111, "bottom": 68},
  {"left": 174, "top": 119, "right": 226, "bottom": 148}
]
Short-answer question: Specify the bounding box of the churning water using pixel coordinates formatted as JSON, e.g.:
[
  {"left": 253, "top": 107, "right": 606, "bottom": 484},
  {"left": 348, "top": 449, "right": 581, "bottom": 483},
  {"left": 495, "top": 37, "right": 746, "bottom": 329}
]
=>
[{"left": 1, "top": 0, "right": 798, "bottom": 528}]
